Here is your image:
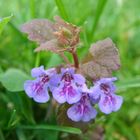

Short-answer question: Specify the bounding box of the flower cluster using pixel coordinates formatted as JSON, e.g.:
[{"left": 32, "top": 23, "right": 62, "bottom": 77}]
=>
[
  {"left": 24, "top": 66, "right": 123, "bottom": 122},
  {"left": 22, "top": 16, "right": 123, "bottom": 123}
]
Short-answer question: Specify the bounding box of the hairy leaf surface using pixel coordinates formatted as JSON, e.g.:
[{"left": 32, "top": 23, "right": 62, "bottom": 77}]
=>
[
  {"left": 21, "top": 16, "right": 80, "bottom": 53},
  {"left": 21, "top": 19, "right": 55, "bottom": 44},
  {"left": 81, "top": 38, "right": 120, "bottom": 80}
]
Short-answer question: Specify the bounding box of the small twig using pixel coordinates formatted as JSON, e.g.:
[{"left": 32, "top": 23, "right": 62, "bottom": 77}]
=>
[{"left": 72, "top": 50, "right": 79, "bottom": 68}]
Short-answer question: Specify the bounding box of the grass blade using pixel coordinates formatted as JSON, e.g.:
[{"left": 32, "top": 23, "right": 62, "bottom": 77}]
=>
[
  {"left": 7, "top": 110, "right": 20, "bottom": 128},
  {"left": 55, "top": 0, "right": 69, "bottom": 20},
  {"left": 29, "top": 0, "right": 36, "bottom": 18},
  {"left": 0, "top": 14, "right": 13, "bottom": 35},
  {"left": 20, "top": 124, "right": 82, "bottom": 134},
  {"left": 91, "top": 0, "right": 108, "bottom": 40},
  {"left": 116, "top": 77, "right": 140, "bottom": 92}
]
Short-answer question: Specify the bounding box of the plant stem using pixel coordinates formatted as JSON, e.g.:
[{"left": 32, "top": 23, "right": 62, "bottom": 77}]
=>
[
  {"left": 72, "top": 51, "right": 79, "bottom": 68},
  {"left": 35, "top": 53, "right": 40, "bottom": 67}
]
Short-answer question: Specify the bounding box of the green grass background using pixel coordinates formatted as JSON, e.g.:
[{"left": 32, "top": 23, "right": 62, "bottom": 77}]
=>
[{"left": 0, "top": 0, "right": 140, "bottom": 139}]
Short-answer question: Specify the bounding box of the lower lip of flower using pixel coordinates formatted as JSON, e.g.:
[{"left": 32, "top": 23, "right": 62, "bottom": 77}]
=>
[
  {"left": 33, "top": 75, "right": 49, "bottom": 94},
  {"left": 33, "top": 82, "right": 44, "bottom": 94},
  {"left": 103, "top": 95, "right": 116, "bottom": 106}
]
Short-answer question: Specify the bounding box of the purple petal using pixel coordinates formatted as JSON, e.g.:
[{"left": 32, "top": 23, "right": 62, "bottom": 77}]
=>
[
  {"left": 61, "top": 68, "right": 75, "bottom": 75},
  {"left": 45, "top": 68, "right": 57, "bottom": 77},
  {"left": 68, "top": 68, "right": 75, "bottom": 75},
  {"left": 66, "top": 84, "right": 81, "bottom": 104},
  {"left": 98, "top": 94, "right": 112, "bottom": 114},
  {"left": 49, "top": 74, "right": 62, "bottom": 88},
  {"left": 97, "top": 77, "right": 117, "bottom": 84},
  {"left": 24, "top": 80, "right": 35, "bottom": 98},
  {"left": 67, "top": 103, "right": 82, "bottom": 122},
  {"left": 111, "top": 94, "right": 123, "bottom": 112},
  {"left": 67, "top": 101, "right": 97, "bottom": 122},
  {"left": 98, "top": 93, "right": 123, "bottom": 114},
  {"left": 90, "top": 85, "right": 102, "bottom": 104},
  {"left": 109, "top": 83, "right": 116, "bottom": 93},
  {"left": 74, "top": 74, "right": 85, "bottom": 85},
  {"left": 78, "top": 84, "right": 91, "bottom": 94},
  {"left": 24, "top": 79, "right": 50, "bottom": 103},
  {"left": 80, "top": 84, "right": 89, "bottom": 91},
  {"left": 31, "top": 66, "right": 45, "bottom": 78},
  {"left": 33, "top": 86, "right": 50, "bottom": 103},
  {"left": 52, "top": 83, "right": 66, "bottom": 103},
  {"left": 82, "top": 103, "right": 97, "bottom": 122}
]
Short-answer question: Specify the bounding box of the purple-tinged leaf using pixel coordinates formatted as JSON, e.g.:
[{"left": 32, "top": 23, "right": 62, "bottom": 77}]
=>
[
  {"left": 21, "top": 16, "right": 81, "bottom": 53},
  {"left": 21, "top": 19, "right": 55, "bottom": 44},
  {"left": 54, "top": 16, "right": 78, "bottom": 33},
  {"left": 34, "top": 39, "right": 60, "bottom": 53},
  {"left": 21, "top": 19, "right": 61, "bottom": 53},
  {"left": 54, "top": 16, "right": 80, "bottom": 47},
  {"left": 81, "top": 38, "right": 120, "bottom": 80}
]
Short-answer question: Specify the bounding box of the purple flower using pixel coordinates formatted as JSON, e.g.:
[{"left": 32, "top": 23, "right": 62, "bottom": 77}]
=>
[
  {"left": 50, "top": 68, "right": 85, "bottom": 104},
  {"left": 90, "top": 77, "right": 123, "bottom": 114},
  {"left": 67, "top": 85, "right": 97, "bottom": 122},
  {"left": 24, "top": 66, "right": 56, "bottom": 103}
]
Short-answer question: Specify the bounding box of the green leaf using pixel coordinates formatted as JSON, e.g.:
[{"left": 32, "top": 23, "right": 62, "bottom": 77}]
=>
[
  {"left": 0, "top": 14, "right": 13, "bottom": 35},
  {"left": 20, "top": 124, "right": 82, "bottom": 134},
  {"left": 0, "top": 69, "right": 30, "bottom": 92},
  {"left": 116, "top": 77, "right": 140, "bottom": 92}
]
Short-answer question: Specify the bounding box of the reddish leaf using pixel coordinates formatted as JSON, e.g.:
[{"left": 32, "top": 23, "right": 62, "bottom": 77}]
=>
[
  {"left": 21, "top": 16, "right": 80, "bottom": 53},
  {"left": 21, "top": 19, "right": 55, "bottom": 44},
  {"left": 81, "top": 38, "right": 120, "bottom": 80},
  {"left": 54, "top": 16, "right": 80, "bottom": 47},
  {"left": 34, "top": 39, "right": 60, "bottom": 53},
  {"left": 54, "top": 16, "right": 78, "bottom": 33}
]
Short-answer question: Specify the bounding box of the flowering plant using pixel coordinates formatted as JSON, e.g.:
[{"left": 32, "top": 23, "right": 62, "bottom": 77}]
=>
[{"left": 21, "top": 16, "right": 123, "bottom": 124}]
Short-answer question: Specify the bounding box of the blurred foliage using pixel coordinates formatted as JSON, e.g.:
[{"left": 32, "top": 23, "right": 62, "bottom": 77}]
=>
[
  {"left": 0, "top": 0, "right": 140, "bottom": 139},
  {"left": 0, "top": 15, "right": 13, "bottom": 35}
]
